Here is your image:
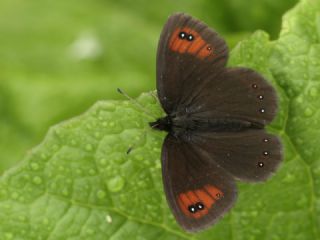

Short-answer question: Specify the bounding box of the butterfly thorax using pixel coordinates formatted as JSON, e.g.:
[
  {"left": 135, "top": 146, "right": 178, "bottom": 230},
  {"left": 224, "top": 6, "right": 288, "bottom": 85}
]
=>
[{"left": 150, "top": 114, "right": 262, "bottom": 138}]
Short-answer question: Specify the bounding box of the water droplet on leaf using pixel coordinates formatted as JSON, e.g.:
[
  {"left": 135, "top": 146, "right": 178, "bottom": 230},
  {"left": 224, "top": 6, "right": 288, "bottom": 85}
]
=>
[
  {"left": 100, "top": 158, "right": 107, "bottom": 166},
  {"left": 97, "top": 190, "right": 106, "bottom": 199},
  {"left": 304, "top": 107, "right": 313, "bottom": 117},
  {"left": 107, "top": 176, "right": 125, "bottom": 192},
  {"left": 309, "top": 87, "right": 318, "bottom": 97},
  {"left": 30, "top": 162, "right": 40, "bottom": 170},
  {"left": 85, "top": 144, "right": 93, "bottom": 151},
  {"left": 33, "top": 176, "right": 42, "bottom": 185}
]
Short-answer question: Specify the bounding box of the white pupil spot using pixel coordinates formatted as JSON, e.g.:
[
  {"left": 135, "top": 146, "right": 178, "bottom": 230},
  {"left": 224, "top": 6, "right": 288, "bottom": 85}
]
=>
[{"left": 179, "top": 32, "right": 186, "bottom": 39}]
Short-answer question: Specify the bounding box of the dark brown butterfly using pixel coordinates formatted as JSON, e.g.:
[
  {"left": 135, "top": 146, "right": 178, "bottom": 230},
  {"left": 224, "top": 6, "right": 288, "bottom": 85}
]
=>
[{"left": 149, "top": 13, "right": 282, "bottom": 232}]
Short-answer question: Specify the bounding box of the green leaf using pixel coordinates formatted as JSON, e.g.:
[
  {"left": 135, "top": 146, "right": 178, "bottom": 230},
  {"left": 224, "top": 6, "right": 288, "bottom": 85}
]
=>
[
  {"left": 0, "top": 0, "right": 298, "bottom": 173},
  {"left": 1, "top": 0, "right": 320, "bottom": 239}
]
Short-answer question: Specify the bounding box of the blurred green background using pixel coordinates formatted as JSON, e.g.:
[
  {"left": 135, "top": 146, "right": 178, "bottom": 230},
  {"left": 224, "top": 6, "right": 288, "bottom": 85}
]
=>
[{"left": 0, "top": 0, "right": 298, "bottom": 173}]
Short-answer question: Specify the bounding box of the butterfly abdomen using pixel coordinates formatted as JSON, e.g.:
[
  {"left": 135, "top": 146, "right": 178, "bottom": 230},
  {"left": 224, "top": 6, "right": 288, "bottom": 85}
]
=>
[
  {"left": 151, "top": 114, "right": 263, "bottom": 136},
  {"left": 197, "top": 118, "right": 262, "bottom": 132}
]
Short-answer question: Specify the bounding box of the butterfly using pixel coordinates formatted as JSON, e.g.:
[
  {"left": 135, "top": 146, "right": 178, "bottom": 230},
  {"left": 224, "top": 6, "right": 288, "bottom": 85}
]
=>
[{"left": 149, "top": 13, "right": 282, "bottom": 232}]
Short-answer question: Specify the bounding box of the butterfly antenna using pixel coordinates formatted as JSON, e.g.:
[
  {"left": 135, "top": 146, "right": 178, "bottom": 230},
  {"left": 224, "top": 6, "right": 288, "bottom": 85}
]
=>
[{"left": 117, "top": 88, "right": 157, "bottom": 119}]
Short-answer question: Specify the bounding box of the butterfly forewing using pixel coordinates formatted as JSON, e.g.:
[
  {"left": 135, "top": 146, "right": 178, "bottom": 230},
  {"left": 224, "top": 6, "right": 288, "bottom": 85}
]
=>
[
  {"left": 156, "top": 13, "right": 228, "bottom": 114},
  {"left": 162, "top": 135, "right": 237, "bottom": 232}
]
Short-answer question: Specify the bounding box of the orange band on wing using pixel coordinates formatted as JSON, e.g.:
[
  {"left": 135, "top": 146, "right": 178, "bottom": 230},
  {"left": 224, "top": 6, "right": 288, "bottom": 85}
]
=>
[
  {"left": 169, "top": 27, "right": 214, "bottom": 60},
  {"left": 177, "top": 184, "right": 223, "bottom": 219}
]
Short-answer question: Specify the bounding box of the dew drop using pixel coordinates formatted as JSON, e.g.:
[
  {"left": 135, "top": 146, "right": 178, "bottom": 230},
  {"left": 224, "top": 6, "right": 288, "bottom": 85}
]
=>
[
  {"left": 100, "top": 158, "right": 107, "bottom": 166},
  {"left": 42, "top": 218, "right": 49, "bottom": 225},
  {"left": 52, "top": 144, "right": 60, "bottom": 151},
  {"left": 263, "top": 138, "right": 269, "bottom": 143},
  {"left": 0, "top": 189, "right": 7, "bottom": 198},
  {"left": 62, "top": 188, "right": 69, "bottom": 196},
  {"left": 107, "top": 176, "right": 125, "bottom": 192},
  {"left": 258, "top": 162, "right": 264, "bottom": 167},
  {"left": 85, "top": 144, "right": 93, "bottom": 151},
  {"left": 309, "top": 87, "right": 318, "bottom": 97},
  {"left": 260, "top": 108, "right": 265, "bottom": 113},
  {"left": 33, "top": 176, "right": 42, "bottom": 185},
  {"left": 304, "top": 107, "right": 313, "bottom": 117},
  {"left": 263, "top": 151, "right": 269, "bottom": 156},
  {"left": 313, "top": 166, "right": 320, "bottom": 175},
  {"left": 97, "top": 190, "right": 106, "bottom": 199},
  {"left": 296, "top": 195, "right": 308, "bottom": 207},
  {"left": 18, "top": 196, "right": 25, "bottom": 203},
  {"left": 88, "top": 169, "right": 96, "bottom": 175},
  {"left": 66, "top": 178, "right": 72, "bottom": 184},
  {"left": 55, "top": 129, "right": 61, "bottom": 136},
  {"left": 282, "top": 173, "right": 295, "bottom": 183},
  {"left": 18, "top": 215, "right": 27, "bottom": 222},
  {"left": 5, "top": 232, "right": 13, "bottom": 240},
  {"left": 85, "top": 228, "right": 95, "bottom": 235},
  {"left": 258, "top": 95, "right": 264, "bottom": 100},
  {"left": 135, "top": 154, "right": 144, "bottom": 161},
  {"left": 11, "top": 192, "right": 19, "bottom": 200},
  {"left": 103, "top": 102, "right": 116, "bottom": 111},
  {"left": 30, "top": 162, "right": 40, "bottom": 171},
  {"left": 296, "top": 96, "right": 303, "bottom": 104},
  {"left": 252, "top": 84, "right": 258, "bottom": 89},
  {"left": 250, "top": 211, "right": 258, "bottom": 217}
]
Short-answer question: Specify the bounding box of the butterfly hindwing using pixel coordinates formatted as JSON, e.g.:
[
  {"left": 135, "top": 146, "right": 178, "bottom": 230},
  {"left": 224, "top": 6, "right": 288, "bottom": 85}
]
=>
[
  {"left": 162, "top": 135, "right": 237, "bottom": 232},
  {"left": 192, "top": 130, "right": 282, "bottom": 182},
  {"left": 156, "top": 13, "right": 228, "bottom": 114}
]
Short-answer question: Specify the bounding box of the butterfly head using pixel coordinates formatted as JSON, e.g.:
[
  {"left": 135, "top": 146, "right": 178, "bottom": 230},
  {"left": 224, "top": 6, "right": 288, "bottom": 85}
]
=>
[{"left": 149, "top": 116, "right": 172, "bottom": 132}]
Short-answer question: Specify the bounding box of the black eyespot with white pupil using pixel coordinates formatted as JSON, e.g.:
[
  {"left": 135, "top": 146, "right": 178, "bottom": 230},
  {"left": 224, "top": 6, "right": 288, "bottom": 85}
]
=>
[
  {"left": 179, "top": 32, "right": 187, "bottom": 39},
  {"left": 196, "top": 202, "right": 205, "bottom": 210},
  {"left": 187, "top": 34, "right": 194, "bottom": 41},
  {"left": 188, "top": 205, "right": 197, "bottom": 213},
  {"left": 188, "top": 202, "right": 205, "bottom": 213},
  {"left": 178, "top": 32, "right": 194, "bottom": 41}
]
